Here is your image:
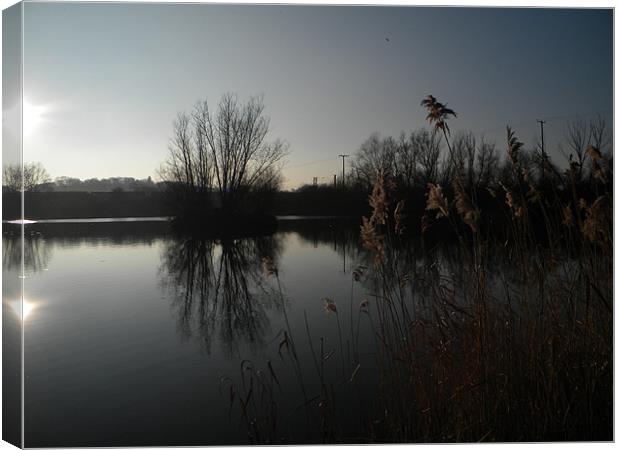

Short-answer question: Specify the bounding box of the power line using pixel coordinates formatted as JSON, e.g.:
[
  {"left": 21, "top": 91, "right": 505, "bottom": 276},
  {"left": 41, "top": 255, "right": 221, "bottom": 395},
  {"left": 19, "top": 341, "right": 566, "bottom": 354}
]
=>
[
  {"left": 475, "top": 109, "right": 612, "bottom": 136},
  {"left": 286, "top": 157, "right": 337, "bottom": 169}
]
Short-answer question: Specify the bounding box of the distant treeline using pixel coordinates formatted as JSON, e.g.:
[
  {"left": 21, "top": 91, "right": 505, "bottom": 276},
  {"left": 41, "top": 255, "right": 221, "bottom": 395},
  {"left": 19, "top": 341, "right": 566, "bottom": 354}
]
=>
[
  {"left": 2, "top": 110, "right": 612, "bottom": 230},
  {"left": 3, "top": 191, "right": 173, "bottom": 220},
  {"left": 2, "top": 191, "right": 369, "bottom": 220},
  {"left": 38, "top": 176, "right": 166, "bottom": 192}
]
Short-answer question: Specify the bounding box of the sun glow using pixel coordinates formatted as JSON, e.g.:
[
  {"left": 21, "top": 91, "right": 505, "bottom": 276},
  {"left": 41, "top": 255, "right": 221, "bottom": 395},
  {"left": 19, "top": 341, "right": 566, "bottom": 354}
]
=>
[
  {"left": 9, "top": 299, "right": 37, "bottom": 320},
  {"left": 23, "top": 100, "right": 47, "bottom": 137}
]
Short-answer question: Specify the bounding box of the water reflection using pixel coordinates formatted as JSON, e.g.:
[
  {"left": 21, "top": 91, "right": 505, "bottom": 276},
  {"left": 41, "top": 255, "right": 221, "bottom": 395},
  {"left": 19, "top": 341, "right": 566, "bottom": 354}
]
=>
[
  {"left": 9, "top": 299, "right": 37, "bottom": 320},
  {"left": 2, "top": 228, "right": 52, "bottom": 274},
  {"left": 159, "top": 235, "right": 284, "bottom": 355},
  {"left": 22, "top": 221, "right": 169, "bottom": 249},
  {"left": 279, "top": 218, "right": 362, "bottom": 273}
]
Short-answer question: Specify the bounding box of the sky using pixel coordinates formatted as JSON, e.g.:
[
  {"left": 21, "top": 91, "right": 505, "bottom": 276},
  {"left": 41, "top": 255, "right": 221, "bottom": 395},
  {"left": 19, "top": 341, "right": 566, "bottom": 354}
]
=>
[{"left": 12, "top": 3, "right": 614, "bottom": 189}]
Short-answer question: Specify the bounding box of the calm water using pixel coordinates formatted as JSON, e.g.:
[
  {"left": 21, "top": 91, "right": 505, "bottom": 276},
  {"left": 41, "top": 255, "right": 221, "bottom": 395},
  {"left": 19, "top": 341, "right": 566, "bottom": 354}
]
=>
[{"left": 4, "top": 218, "right": 385, "bottom": 446}]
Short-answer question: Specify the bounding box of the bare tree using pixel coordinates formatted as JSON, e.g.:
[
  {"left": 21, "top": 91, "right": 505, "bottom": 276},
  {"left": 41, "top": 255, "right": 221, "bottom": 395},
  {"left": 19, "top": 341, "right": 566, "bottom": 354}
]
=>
[
  {"left": 351, "top": 129, "right": 446, "bottom": 189},
  {"left": 475, "top": 140, "right": 499, "bottom": 188},
  {"left": 559, "top": 118, "right": 591, "bottom": 182},
  {"left": 589, "top": 115, "right": 612, "bottom": 155},
  {"left": 416, "top": 129, "right": 442, "bottom": 185},
  {"left": 395, "top": 132, "right": 417, "bottom": 189},
  {"left": 160, "top": 93, "right": 288, "bottom": 214},
  {"left": 350, "top": 133, "right": 396, "bottom": 189},
  {"left": 451, "top": 131, "right": 477, "bottom": 187},
  {"left": 2, "top": 165, "right": 21, "bottom": 193},
  {"left": 2, "top": 162, "right": 50, "bottom": 192},
  {"left": 589, "top": 116, "right": 613, "bottom": 183}
]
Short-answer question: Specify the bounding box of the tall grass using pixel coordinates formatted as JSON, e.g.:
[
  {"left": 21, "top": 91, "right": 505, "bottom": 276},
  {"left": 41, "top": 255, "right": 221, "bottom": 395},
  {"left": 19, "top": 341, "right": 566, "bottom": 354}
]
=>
[
  {"left": 355, "top": 109, "right": 612, "bottom": 440},
  {"left": 225, "top": 101, "right": 613, "bottom": 443}
]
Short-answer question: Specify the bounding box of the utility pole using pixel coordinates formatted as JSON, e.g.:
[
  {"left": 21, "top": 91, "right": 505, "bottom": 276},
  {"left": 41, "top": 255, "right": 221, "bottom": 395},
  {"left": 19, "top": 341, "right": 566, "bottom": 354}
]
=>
[
  {"left": 333, "top": 174, "right": 337, "bottom": 188},
  {"left": 537, "top": 119, "right": 546, "bottom": 182},
  {"left": 338, "top": 154, "right": 349, "bottom": 188}
]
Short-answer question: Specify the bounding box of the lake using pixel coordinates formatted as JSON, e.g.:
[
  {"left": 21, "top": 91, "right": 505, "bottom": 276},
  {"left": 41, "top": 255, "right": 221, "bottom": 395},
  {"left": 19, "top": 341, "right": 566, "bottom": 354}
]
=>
[
  {"left": 3, "top": 216, "right": 612, "bottom": 445},
  {"left": 5, "top": 217, "right": 383, "bottom": 446}
]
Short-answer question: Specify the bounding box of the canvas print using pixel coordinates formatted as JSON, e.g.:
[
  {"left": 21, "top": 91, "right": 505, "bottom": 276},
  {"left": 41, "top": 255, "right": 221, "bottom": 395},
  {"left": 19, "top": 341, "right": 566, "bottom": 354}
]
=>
[{"left": 2, "top": 2, "right": 613, "bottom": 447}]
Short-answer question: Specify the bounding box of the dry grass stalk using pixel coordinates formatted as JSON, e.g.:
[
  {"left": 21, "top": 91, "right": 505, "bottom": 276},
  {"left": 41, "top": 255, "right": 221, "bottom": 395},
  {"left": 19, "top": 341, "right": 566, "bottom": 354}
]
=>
[
  {"left": 425, "top": 183, "right": 449, "bottom": 218},
  {"left": 361, "top": 216, "right": 385, "bottom": 265},
  {"left": 581, "top": 196, "right": 608, "bottom": 243},
  {"left": 592, "top": 160, "right": 607, "bottom": 183},
  {"left": 586, "top": 145, "right": 602, "bottom": 160},
  {"left": 369, "top": 173, "right": 389, "bottom": 226},
  {"left": 421, "top": 95, "right": 457, "bottom": 135},
  {"left": 505, "top": 191, "right": 523, "bottom": 218},
  {"left": 361, "top": 172, "right": 397, "bottom": 264},
  {"left": 453, "top": 176, "right": 478, "bottom": 232},
  {"left": 506, "top": 126, "right": 523, "bottom": 166},
  {"left": 323, "top": 298, "right": 338, "bottom": 314},
  {"left": 578, "top": 198, "right": 587, "bottom": 211},
  {"left": 522, "top": 169, "right": 540, "bottom": 203},
  {"left": 262, "top": 257, "right": 278, "bottom": 277}
]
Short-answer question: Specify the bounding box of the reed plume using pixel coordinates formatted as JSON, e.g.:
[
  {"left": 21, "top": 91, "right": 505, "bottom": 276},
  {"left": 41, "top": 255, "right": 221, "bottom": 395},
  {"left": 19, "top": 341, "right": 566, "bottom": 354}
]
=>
[
  {"left": 361, "top": 216, "right": 385, "bottom": 264},
  {"left": 453, "top": 176, "right": 478, "bottom": 232},
  {"left": 586, "top": 145, "right": 602, "bottom": 160},
  {"left": 421, "top": 95, "right": 458, "bottom": 171},
  {"left": 369, "top": 170, "right": 393, "bottom": 226},
  {"left": 425, "top": 183, "right": 449, "bottom": 218},
  {"left": 505, "top": 190, "right": 523, "bottom": 218},
  {"left": 421, "top": 95, "right": 457, "bottom": 136},
  {"left": 581, "top": 196, "right": 608, "bottom": 243},
  {"left": 361, "top": 170, "right": 403, "bottom": 264},
  {"left": 506, "top": 126, "right": 523, "bottom": 166},
  {"left": 323, "top": 298, "right": 338, "bottom": 314}
]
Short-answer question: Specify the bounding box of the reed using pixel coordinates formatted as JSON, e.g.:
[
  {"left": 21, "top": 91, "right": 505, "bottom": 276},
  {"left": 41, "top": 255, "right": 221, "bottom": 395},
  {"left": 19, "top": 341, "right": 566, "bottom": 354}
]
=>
[{"left": 224, "top": 98, "right": 613, "bottom": 444}]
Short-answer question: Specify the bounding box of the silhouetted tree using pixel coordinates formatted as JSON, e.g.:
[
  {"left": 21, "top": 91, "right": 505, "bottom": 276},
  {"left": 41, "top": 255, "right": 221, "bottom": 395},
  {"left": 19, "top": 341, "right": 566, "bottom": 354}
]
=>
[
  {"left": 350, "top": 129, "right": 442, "bottom": 189},
  {"left": 475, "top": 139, "right": 499, "bottom": 188},
  {"left": 415, "top": 129, "right": 442, "bottom": 185},
  {"left": 350, "top": 132, "right": 396, "bottom": 189},
  {"left": 559, "top": 116, "right": 612, "bottom": 184},
  {"left": 559, "top": 118, "right": 590, "bottom": 182},
  {"left": 48, "top": 176, "right": 159, "bottom": 192},
  {"left": 451, "top": 131, "right": 477, "bottom": 187},
  {"left": 2, "top": 162, "right": 50, "bottom": 192},
  {"left": 159, "top": 93, "right": 288, "bottom": 215}
]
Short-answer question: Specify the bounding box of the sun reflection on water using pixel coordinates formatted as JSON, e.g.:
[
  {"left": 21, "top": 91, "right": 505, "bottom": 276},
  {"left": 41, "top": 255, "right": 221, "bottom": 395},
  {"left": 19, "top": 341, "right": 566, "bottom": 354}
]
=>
[{"left": 9, "top": 299, "right": 37, "bottom": 321}]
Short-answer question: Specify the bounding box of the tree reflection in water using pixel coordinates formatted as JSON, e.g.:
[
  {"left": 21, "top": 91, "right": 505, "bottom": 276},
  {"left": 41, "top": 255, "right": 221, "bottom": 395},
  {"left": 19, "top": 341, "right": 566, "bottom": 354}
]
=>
[
  {"left": 159, "top": 234, "right": 284, "bottom": 355},
  {"left": 2, "top": 228, "right": 52, "bottom": 275}
]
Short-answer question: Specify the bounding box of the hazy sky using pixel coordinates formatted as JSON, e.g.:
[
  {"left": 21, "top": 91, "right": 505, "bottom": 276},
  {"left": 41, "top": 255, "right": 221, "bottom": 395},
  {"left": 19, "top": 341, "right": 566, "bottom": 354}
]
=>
[{"left": 19, "top": 3, "right": 613, "bottom": 189}]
